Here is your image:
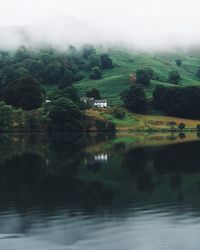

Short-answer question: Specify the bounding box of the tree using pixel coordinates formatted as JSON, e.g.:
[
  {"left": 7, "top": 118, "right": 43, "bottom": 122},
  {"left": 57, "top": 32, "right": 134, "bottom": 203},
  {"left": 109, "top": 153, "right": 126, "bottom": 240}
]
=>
[
  {"left": 15, "top": 46, "right": 29, "bottom": 62},
  {"left": 100, "top": 54, "right": 113, "bottom": 69},
  {"left": 59, "top": 69, "right": 75, "bottom": 89},
  {"left": 113, "top": 108, "right": 125, "bottom": 119},
  {"left": 90, "top": 66, "right": 102, "bottom": 79},
  {"left": 86, "top": 88, "right": 101, "bottom": 99},
  {"left": 143, "top": 67, "right": 154, "bottom": 79},
  {"left": 87, "top": 54, "right": 102, "bottom": 70},
  {"left": 0, "top": 101, "right": 13, "bottom": 130},
  {"left": 178, "top": 123, "right": 185, "bottom": 130},
  {"left": 81, "top": 45, "right": 96, "bottom": 59},
  {"left": 153, "top": 85, "right": 200, "bottom": 119},
  {"left": 47, "top": 98, "right": 83, "bottom": 131},
  {"left": 44, "top": 62, "right": 63, "bottom": 84},
  {"left": 136, "top": 69, "right": 151, "bottom": 85},
  {"left": 2, "top": 75, "right": 43, "bottom": 110},
  {"left": 168, "top": 70, "right": 181, "bottom": 84},
  {"left": 175, "top": 59, "right": 182, "bottom": 67},
  {"left": 121, "top": 84, "right": 147, "bottom": 113}
]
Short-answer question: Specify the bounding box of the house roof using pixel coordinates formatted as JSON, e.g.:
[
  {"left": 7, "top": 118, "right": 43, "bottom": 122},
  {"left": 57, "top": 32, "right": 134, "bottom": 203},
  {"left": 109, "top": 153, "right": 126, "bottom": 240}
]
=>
[{"left": 94, "top": 100, "right": 107, "bottom": 103}]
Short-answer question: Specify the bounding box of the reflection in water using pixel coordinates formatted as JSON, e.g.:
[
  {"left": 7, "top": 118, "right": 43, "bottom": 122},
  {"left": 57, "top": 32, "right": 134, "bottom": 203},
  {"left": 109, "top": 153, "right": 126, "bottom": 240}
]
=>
[{"left": 0, "top": 133, "right": 200, "bottom": 249}]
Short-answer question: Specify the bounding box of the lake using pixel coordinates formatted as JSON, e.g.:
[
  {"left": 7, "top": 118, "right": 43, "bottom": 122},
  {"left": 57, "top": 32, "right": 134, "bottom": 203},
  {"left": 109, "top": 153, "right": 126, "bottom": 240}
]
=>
[{"left": 0, "top": 132, "right": 200, "bottom": 249}]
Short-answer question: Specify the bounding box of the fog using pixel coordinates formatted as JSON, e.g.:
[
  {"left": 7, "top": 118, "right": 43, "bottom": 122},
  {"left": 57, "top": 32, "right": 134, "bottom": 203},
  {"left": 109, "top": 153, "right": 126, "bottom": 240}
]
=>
[{"left": 0, "top": 0, "right": 200, "bottom": 50}]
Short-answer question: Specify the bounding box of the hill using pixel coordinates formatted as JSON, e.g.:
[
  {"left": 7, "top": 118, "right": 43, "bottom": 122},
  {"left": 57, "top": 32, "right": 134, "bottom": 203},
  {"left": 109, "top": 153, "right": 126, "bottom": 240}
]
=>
[{"left": 75, "top": 48, "right": 200, "bottom": 105}]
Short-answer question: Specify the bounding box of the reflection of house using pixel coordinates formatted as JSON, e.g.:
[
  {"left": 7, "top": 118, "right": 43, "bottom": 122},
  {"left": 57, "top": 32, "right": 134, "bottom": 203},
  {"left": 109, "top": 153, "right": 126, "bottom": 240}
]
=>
[
  {"left": 84, "top": 153, "right": 109, "bottom": 165},
  {"left": 94, "top": 154, "right": 108, "bottom": 162},
  {"left": 94, "top": 100, "right": 108, "bottom": 108}
]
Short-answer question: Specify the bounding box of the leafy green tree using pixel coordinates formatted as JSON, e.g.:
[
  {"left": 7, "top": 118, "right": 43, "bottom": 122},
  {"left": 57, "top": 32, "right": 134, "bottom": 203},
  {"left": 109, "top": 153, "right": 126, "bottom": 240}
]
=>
[
  {"left": 81, "top": 45, "right": 96, "bottom": 59},
  {"left": 143, "top": 67, "right": 154, "bottom": 79},
  {"left": 59, "top": 69, "right": 74, "bottom": 89},
  {"left": 90, "top": 66, "right": 102, "bottom": 79},
  {"left": 168, "top": 70, "right": 181, "bottom": 84},
  {"left": 87, "top": 54, "right": 102, "bottom": 70},
  {"left": 136, "top": 69, "right": 151, "bottom": 85},
  {"left": 44, "top": 62, "right": 63, "bottom": 84},
  {"left": 167, "top": 121, "right": 177, "bottom": 130},
  {"left": 113, "top": 108, "right": 125, "bottom": 119},
  {"left": 178, "top": 123, "right": 186, "bottom": 130},
  {"left": 86, "top": 88, "right": 101, "bottom": 99},
  {"left": 0, "top": 101, "right": 13, "bottom": 130},
  {"left": 15, "top": 46, "right": 29, "bottom": 62},
  {"left": 121, "top": 84, "right": 147, "bottom": 113},
  {"left": 175, "top": 59, "right": 182, "bottom": 67},
  {"left": 2, "top": 75, "right": 43, "bottom": 110},
  {"left": 47, "top": 98, "right": 83, "bottom": 131},
  {"left": 100, "top": 54, "right": 113, "bottom": 69},
  {"left": 61, "top": 87, "right": 81, "bottom": 105},
  {"left": 153, "top": 85, "right": 200, "bottom": 119}
]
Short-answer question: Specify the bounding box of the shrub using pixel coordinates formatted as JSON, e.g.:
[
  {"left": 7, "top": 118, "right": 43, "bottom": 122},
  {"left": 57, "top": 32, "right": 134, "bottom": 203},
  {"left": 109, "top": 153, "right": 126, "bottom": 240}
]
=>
[
  {"left": 86, "top": 88, "right": 101, "bottom": 99},
  {"left": 121, "top": 84, "right": 147, "bottom": 113},
  {"left": 100, "top": 54, "right": 113, "bottom": 69},
  {"left": 178, "top": 123, "right": 186, "bottom": 130},
  {"left": 168, "top": 70, "right": 181, "bottom": 84},
  {"left": 95, "top": 120, "right": 116, "bottom": 132},
  {"left": 113, "top": 108, "right": 125, "bottom": 119},
  {"left": 89, "top": 66, "right": 102, "bottom": 79},
  {"left": 197, "top": 124, "right": 200, "bottom": 131},
  {"left": 136, "top": 69, "right": 151, "bottom": 86},
  {"left": 167, "top": 121, "right": 177, "bottom": 130},
  {"left": 175, "top": 59, "right": 182, "bottom": 67}
]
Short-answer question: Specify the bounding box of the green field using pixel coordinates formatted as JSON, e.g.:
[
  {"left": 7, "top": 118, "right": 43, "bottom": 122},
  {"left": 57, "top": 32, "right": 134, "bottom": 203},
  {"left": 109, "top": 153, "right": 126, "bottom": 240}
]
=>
[{"left": 75, "top": 48, "right": 200, "bottom": 105}]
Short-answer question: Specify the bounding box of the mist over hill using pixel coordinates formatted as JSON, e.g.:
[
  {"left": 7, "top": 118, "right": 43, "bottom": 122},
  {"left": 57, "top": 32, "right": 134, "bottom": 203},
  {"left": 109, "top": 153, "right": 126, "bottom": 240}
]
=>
[
  {"left": 0, "top": 16, "right": 103, "bottom": 49},
  {"left": 1, "top": 15, "right": 200, "bottom": 51}
]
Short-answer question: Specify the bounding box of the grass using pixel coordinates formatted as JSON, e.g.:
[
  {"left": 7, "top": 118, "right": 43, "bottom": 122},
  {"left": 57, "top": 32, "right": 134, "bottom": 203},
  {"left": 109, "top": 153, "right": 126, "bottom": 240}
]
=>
[
  {"left": 75, "top": 48, "right": 200, "bottom": 104},
  {"left": 85, "top": 108, "right": 200, "bottom": 132}
]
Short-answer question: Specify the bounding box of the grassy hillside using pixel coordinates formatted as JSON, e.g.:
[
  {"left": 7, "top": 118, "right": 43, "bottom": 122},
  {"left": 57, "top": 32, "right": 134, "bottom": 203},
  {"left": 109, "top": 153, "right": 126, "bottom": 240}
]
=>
[
  {"left": 75, "top": 48, "right": 200, "bottom": 105},
  {"left": 85, "top": 108, "right": 200, "bottom": 132}
]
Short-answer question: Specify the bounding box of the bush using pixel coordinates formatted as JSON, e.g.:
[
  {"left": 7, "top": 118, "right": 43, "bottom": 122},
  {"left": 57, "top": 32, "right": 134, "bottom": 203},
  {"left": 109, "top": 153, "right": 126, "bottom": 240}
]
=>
[
  {"left": 168, "top": 70, "right": 181, "bottom": 84},
  {"left": 175, "top": 59, "right": 182, "bottom": 67},
  {"left": 87, "top": 54, "right": 102, "bottom": 70},
  {"left": 100, "top": 54, "right": 113, "bottom": 69},
  {"left": 167, "top": 121, "right": 177, "bottom": 130},
  {"left": 121, "top": 84, "right": 147, "bottom": 113},
  {"left": 89, "top": 66, "right": 102, "bottom": 79},
  {"left": 113, "top": 108, "right": 125, "bottom": 119},
  {"left": 86, "top": 88, "right": 101, "bottom": 99},
  {"left": 95, "top": 120, "right": 116, "bottom": 132},
  {"left": 197, "top": 124, "right": 200, "bottom": 131},
  {"left": 178, "top": 123, "right": 186, "bottom": 130},
  {"left": 136, "top": 69, "right": 151, "bottom": 86}
]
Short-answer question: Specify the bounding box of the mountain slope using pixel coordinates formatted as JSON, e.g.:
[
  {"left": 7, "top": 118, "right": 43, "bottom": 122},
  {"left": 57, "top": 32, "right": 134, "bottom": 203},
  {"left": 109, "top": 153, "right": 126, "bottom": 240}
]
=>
[{"left": 75, "top": 48, "right": 200, "bottom": 104}]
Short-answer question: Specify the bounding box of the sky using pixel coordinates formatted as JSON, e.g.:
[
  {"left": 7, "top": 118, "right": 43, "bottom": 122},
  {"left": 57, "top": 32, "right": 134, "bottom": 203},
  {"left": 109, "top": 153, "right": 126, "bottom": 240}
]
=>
[{"left": 0, "top": 0, "right": 200, "bottom": 49}]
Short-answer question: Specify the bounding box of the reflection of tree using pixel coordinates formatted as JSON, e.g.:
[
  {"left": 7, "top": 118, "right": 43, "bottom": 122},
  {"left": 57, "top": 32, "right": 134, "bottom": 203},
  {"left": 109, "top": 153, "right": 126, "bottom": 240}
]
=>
[
  {"left": 153, "top": 141, "right": 200, "bottom": 173},
  {"left": 123, "top": 148, "right": 158, "bottom": 191},
  {"left": 0, "top": 133, "right": 114, "bottom": 211}
]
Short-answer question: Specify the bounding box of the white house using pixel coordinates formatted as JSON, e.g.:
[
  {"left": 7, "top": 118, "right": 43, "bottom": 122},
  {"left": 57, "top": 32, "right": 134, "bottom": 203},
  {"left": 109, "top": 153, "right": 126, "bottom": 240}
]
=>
[{"left": 94, "top": 100, "right": 108, "bottom": 108}]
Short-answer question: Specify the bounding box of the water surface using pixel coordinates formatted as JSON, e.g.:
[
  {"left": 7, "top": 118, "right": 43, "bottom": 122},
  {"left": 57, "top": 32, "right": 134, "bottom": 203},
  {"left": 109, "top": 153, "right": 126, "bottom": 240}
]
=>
[{"left": 0, "top": 132, "right": 200, "bottom": 249}]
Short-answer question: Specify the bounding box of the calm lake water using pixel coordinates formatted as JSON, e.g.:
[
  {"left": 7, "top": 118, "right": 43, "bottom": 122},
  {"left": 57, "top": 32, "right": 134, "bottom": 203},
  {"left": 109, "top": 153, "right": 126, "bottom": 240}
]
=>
[{"left": 1, "top": 132, "right": 200, "bottom": 250}]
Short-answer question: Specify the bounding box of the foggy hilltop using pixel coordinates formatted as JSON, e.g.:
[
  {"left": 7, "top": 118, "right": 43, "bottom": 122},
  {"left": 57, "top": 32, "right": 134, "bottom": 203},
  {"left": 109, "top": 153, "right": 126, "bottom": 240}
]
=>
[
  {"left": 0, "top": 16, "right": 102, "bottom": 49},
  {"left": 1, "top": 14, "right": 200, "bottom": 51}
]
